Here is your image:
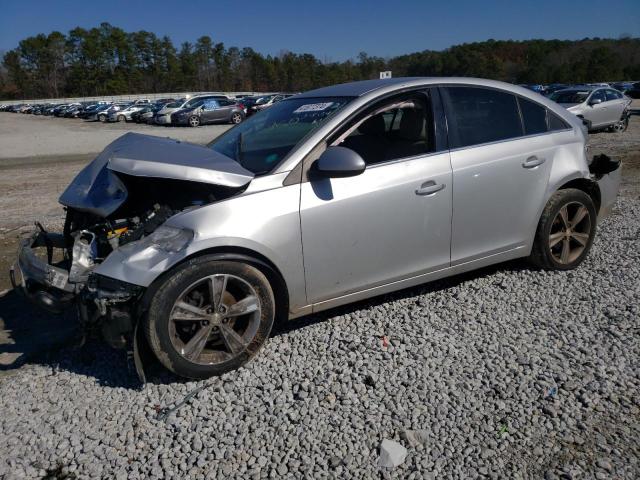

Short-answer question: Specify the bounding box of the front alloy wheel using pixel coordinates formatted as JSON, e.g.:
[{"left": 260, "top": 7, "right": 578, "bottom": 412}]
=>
[
  {"left": 612, "top": 114, "right": 629, "bottom": 133},
  {"left": 188, "top": 116, "right": 200, "bottom": 127},
  {"left": 145, "top": 258, "right": 275, "bottom": 379}
]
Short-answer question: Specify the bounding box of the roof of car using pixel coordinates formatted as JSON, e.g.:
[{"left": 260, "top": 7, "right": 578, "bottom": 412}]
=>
[{"left": 294, "top": 77, "right": 547, "bottom": 98}]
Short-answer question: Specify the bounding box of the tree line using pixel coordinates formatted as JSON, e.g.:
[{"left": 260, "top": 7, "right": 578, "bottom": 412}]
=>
[{"left": 1, "top": 23, "right": 639, "bottom": 100}]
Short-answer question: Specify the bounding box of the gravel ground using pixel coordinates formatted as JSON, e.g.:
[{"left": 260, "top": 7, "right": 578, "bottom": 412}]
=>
[{"left": 0, "top": 117, "right": 639, "bottom": 479}]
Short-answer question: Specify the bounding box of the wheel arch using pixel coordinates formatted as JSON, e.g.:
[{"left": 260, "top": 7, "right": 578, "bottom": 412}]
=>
[
  {"left": 557, "top": 177, "right": 601, "bottom": 213},
  {"left": 139, "top": 246, "right": 290, "bottom": 326}
]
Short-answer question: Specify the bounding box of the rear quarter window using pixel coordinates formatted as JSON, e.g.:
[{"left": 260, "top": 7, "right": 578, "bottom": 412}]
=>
[
  {"left": 547, "top": 111, "right": 570, "bottom": 131},
  {"left": 443, "top": 86, "right": 523, "bottom": 148},
  {"left": 518, "top": 97, "right": 548, "bottom": 135}
]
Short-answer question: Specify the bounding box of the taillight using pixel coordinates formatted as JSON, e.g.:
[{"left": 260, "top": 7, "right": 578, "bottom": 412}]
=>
[{"left": 237, "top": 103, "right": 244, "bottom": 110}]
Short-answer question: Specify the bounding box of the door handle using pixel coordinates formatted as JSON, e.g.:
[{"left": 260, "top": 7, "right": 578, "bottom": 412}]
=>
[
  {"left": 415, "top": 180, "right": 445, "bottom": 196},
  {"left": 522, "top": 156, "right": 546, "bottom": 169}
]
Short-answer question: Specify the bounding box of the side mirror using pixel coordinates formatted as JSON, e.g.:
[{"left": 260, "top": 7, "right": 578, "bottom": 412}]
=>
[
  {"left": 314, "top": 146, "right": 366, "bottom": 178},
  {"left": 589, "top": 98, "right": 602, "bottom": 106}
]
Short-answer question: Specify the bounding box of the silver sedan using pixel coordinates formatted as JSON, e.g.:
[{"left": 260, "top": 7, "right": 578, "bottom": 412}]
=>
[{"left": 14, "top": 78, "right": 621, "bottom": 380}]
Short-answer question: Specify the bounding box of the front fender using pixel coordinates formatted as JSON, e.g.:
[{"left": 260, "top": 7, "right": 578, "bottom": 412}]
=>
[{"left": 95, "top": 181, "right": 307, "bottom": 314}]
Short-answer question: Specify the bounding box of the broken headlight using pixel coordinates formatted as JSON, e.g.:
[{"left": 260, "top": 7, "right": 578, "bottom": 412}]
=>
[{"left": 142, "top": 226, "right": 193, "bottom": 253}]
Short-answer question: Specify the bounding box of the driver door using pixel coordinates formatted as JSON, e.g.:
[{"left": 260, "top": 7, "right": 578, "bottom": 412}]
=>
[
  {"left": 300, "top": 90, "right": 452, "bottom": 304},
  {"left": 587, "top": 90, "right": 608, "bottom": 127}
]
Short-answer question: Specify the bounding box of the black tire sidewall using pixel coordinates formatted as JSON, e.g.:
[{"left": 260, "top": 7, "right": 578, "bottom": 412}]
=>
[
  {"left": 536, "top": 189, "right": 597, "bottom": 270},
  {"left": 145, "top": 259, "right": 275, "bottom": 379}
]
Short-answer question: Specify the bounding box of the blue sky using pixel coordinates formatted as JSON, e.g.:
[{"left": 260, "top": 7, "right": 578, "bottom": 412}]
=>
[{"left": 1, "top": 0, "right": 639, "bottom": 60}]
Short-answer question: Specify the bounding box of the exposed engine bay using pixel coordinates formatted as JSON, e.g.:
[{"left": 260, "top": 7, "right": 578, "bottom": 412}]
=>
[{"left": 11, "top": 133, "right": 254, "bottom": 358}]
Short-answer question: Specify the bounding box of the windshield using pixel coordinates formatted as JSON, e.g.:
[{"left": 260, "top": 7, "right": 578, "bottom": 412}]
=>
[
  {"left": 550, "top": 91, "right": 590, "bottom": 104},
  {"left": 210, "top": 96, "right": 354, "bottom": 175}
]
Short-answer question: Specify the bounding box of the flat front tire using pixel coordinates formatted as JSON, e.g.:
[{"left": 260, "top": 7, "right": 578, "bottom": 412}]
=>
[
  {"left": 144, "top": 258, "right": 275, "bottom": 379},
  {"left": 529, "top": 188, "right": 597, "bottom": 270}
]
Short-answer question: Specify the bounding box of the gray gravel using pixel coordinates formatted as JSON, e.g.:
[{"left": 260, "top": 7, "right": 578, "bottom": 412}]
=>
[{"left": 1, "top": 193, "right": 638, "bottom": 479}]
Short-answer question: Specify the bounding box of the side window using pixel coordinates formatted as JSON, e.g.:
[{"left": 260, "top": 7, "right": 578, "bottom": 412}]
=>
[
  {"left": 518, "top": 97, "right": 547, "bottom": 135},
  {"left": 590, "top": 90, "right": 605, "bottom": 103},
  {"left": 444, "top": 87, "right": 523, "bottom": 148},
  {"left": 204, "top": 100, "right": 218, "bottom": 110},
  {"left": 605, "top": 89, "right": 622, "bottom": 101},
  {"left": 336, "top": 93, "right": 434, "bottom": 165},
  {"left": 548, "top": 111, "right": 569, "bottom": 131}
]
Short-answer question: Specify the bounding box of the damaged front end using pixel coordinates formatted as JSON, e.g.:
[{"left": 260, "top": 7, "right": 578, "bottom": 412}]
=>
[{"left": 12, "top": 132, "right": 254, "bottom": 358}]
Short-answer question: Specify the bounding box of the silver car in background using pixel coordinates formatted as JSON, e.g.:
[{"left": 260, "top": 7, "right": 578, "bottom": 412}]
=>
[
  {"left": 550, "top": 87, "right": 631, "bottom": 132},
  {"left": 154, "top": 94, "right": 230, "bottom": 125},
  {"left": 13, "top": 78, "right": 621, "bottom": 380}
]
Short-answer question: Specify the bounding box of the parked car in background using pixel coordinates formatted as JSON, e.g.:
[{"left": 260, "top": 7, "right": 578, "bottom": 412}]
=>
[
  {"left": 84, "top": 103, "right": 114, "bottom": 122},
  {"left": 131, "top": 102, "right": 168, "bottom": 123},
  {"left": 550, "top": 87, "right": 631, "bottom": 132},
  {"left": 623, "top": 82, "right": 640, "bottom": 99},
  {"left": 248, "top": 94, "right": 293, "bottom": 115},
  {"left": 98, "top": 102, "right": 130, "bottom": 122},
  {"left": 171, "top": 99, "right": 245, "bottom": 127},
  {"left": 543, "top": 84, "right": 569, "bottom": 97},
  {"left": 519, "top": 84, "right": 545, "bottom": 94},
  {"left": 154, "top": 95, "right": 230, "bottom": 125},
  {"left": 107, "top": 103, "right": 147, "bottom": 122},
  {"left": 12, "top": 78, "right": 621, "bottom": 380},
  {"left": 611, "top": 82, "right": 634, "bottom": 93}
]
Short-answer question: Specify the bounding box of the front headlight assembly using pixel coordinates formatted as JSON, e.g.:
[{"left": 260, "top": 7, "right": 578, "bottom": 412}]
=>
[{"left": 142, "top": 226, "right": 193, "bottom": 253}]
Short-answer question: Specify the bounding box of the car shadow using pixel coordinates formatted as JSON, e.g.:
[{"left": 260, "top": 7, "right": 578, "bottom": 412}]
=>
[{"left": 0, "top": 258, "right": 532, "bottom": 390}]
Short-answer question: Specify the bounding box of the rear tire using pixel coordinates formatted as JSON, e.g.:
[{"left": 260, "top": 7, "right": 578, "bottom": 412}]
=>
[
  {"left": 528, "top": 189, "right": 597, "bottom": 270},
  {"left": 98, "top": 114, "right": 106, "bottom": 122},
  {"left": 117, "top": 114, "right": 126, "bottom": 122},
  {"left": 144, "top": 258, "right": 275, "bottom": 379}
]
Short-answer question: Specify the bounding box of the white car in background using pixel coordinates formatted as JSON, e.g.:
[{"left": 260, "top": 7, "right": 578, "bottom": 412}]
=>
[{"left": 550, "top": 87, "right": 631, "bottom": 132}]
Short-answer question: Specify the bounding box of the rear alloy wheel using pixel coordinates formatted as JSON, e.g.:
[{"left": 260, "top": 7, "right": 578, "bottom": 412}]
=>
[
  {"left": 231, "top": 112, "right": 243, "bottom": 124},
  {"left": 98, "top": 114, "right": 106, "bottom": 122},
  {"left": 529, "top": 189, "right": 596, "bottom": 270},
  {"left": 117, "top": 114, "right": 126, "bottom": 122},
  {"left": 188, "top": 116, "right": 200, "bottom": 127},
  {"left": 145, "top": 259, "right": 275, "bottom": 379}
]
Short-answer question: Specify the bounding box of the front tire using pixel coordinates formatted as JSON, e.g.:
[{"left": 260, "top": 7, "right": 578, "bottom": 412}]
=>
[
  {"left": 188, "top": 116, "right": 200, "bottom": 127},
  {"left": 117, "top": 114, "right": 126, "bottom": 122},
  {"left": 529, "top": 189, "right": 597, "bottom": 270},
  {"left": 98, "top": 114, "right": 106, "bottom": 122},
  {"left": 145, "top": 258, "right": 275, "bottom": 379},
  {"left": 231, "top": 112, "right": 243, "bottom": 124}
]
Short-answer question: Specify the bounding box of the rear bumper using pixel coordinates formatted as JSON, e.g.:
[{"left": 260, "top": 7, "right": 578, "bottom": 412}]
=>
[{"left": 590, "top": 154, "right": 621, "bottom": 220}]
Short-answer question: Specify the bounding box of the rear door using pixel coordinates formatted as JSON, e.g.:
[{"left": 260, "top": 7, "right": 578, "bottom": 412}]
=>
[
  {"left": 441, "top": 86, "right": 554, "bottom": 264},
  {"left": 604, "top": 89, "right": 626, "bottom": 124},
  {"left": 300, "top": 89, "right": 452, "bottom": 304},
  {"left": 200, "top": 100, "right": 220, "bottom": 123}
]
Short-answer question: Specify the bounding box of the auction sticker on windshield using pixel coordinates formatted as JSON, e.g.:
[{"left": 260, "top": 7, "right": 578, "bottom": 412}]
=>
[{"left": 293, "top": 102, "right": 334, "bottom": 113}]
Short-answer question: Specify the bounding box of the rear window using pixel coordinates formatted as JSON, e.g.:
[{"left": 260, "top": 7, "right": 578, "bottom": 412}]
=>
[
  {"left": 518, "top": 97, "right": 547, "bottom": 135},
  {"left": 444, "top": 86, "right": 523, "bottom": 148}
]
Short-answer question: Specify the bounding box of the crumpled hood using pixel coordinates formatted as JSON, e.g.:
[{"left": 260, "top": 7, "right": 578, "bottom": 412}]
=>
[{"left": 59, "top": 132, "right": 254, "bottom": 217}]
